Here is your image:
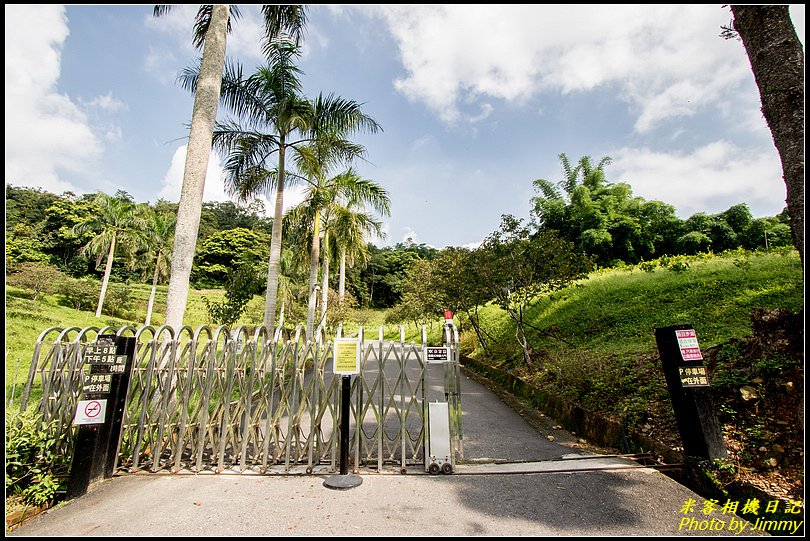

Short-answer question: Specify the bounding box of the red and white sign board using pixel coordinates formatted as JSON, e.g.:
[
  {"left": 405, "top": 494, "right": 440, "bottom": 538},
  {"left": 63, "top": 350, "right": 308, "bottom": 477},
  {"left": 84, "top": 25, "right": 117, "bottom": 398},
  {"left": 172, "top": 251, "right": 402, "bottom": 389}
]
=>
[
  {"left": 675, "top": 329, "right": 703, "bottom": 361},
  {"left": 73, "top": 399, "right": 107, "bottom": 425}
]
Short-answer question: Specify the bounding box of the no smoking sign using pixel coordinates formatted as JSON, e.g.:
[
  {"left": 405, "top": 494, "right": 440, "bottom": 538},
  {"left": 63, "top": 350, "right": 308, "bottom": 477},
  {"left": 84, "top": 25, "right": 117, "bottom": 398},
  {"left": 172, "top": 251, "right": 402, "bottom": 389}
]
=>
[{"left": 73, "top": 399, "right": 108, "bottom": 425}]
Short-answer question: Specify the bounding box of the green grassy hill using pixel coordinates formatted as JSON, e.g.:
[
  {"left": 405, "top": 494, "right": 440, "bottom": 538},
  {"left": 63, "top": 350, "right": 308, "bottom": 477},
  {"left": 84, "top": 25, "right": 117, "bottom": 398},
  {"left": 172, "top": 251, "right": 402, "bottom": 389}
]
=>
[
  {"left": 464, "top": 249, "right": 802, "bottom": 361},
  {"left": 460, "top": 248, "right": 802, "bottom": 417}
]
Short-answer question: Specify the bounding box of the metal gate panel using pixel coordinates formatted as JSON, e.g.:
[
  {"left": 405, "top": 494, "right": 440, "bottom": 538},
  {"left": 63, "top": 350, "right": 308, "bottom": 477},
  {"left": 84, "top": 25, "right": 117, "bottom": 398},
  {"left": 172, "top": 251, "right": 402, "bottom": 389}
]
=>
[{"left": 20, "top": 323, "right": 461, "bottom": 475}]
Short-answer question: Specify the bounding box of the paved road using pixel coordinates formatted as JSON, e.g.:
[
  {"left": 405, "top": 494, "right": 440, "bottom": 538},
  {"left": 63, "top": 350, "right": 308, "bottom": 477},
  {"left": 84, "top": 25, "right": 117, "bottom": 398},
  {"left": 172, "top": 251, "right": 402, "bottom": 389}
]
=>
[{"left": 10, "top": 366, "right": 765, "bottom": 536}]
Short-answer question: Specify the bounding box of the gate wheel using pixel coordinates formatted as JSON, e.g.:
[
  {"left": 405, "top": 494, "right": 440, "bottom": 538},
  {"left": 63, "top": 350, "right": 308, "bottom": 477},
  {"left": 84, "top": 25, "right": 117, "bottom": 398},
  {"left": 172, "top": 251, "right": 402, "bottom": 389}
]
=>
[
  {"left": 441, "top": 463, "right": 453, "bottom": 475},
  {"left": 428, "top": 463, "right": 440, "bottom": 475}
]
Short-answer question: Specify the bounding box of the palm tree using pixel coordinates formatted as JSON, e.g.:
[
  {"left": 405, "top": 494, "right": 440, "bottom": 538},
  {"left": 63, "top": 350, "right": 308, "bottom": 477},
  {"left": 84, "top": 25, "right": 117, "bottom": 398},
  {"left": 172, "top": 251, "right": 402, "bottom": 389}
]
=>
[
  {"left": 74, "top": 192, "right": 140, "bottom": 318},
  {"left": 159, "top": 5, "right": 308, "bottom": 330},
  {"left": 196, "top": 53, "right": 382, "bottom": 337},
  {"left": 289, "top": 169, "right": 390, "bottom": 338},
  {"left": 290, "top": 98, "right": 380, "bottom": 340},
  {"left": 331, "top": 204, "right": 386, "bottom": 303},
  {"left": 132, "top": 205, "right": 175, "bottom": 326},
  {"left": 534, "top": 153, "right": 612, "bottom": 200},
  {"left": 319, "top": 179, "right": 389, "bottom": 330},
  {"left": 199, "top": 40, "right": 309, "bottom": 336},
  {"left": 158, "top": 4, "right": 231, "bottom": 330}
]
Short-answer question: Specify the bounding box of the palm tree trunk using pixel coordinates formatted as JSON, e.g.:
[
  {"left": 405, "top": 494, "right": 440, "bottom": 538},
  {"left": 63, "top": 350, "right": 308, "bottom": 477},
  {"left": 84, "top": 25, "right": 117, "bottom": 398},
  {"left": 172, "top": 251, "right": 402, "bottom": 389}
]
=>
[
  {"left": 319, "top": 230, "right": 330, "bottom": 330},
  {"left": 306, "top": 209, "right": 321, "bottom": 341},
  {"left": 145, "top": 253, "right": 161, "bottom": 326},
  {"left": 165, "top": 4, "right": 229, "bottom": 330},
  {"left": 338, "top": 249, "right": 346, "bottom": 302},
  {"left": 264, "top": 138, "right": 286, "bottom": 336},
  {"left": 95, "top": 233, "right": 116, "bottom": 318}
]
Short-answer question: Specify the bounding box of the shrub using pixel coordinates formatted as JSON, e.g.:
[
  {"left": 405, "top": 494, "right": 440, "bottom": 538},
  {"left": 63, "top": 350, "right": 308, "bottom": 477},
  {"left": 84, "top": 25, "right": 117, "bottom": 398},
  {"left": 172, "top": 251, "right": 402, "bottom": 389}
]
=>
[
  {"left": 5, "top": 263, "right": 67, "bottom": 301},
  {"left": 104, "top": 282, "right": 135, "bottom": 320},
  {"left": 203, "top": 260, "right": 262, "bottom": 327},
  {"left": 458, "top": 330, "right": 480, "bottom": 356},
  {"left": 5, "top": 224, "right": 50, "bottom": 265},
  {"left": 639, "top": 260, "right": 658, "bottom": 273},
  {"left": 5, "top": 409, "right": 69, "bottom": 506},
  {"left": 57, "top": 277, "right": 99, "bottom": 311}
]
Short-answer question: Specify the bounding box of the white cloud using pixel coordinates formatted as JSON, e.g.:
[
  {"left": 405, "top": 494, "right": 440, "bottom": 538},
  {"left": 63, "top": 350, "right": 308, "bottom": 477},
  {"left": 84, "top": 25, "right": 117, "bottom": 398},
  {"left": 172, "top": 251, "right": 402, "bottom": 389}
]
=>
[
  {"left": 4, "top": 4, "right": 102, "bottom": 193},
  {"left": 157, "top": 145, "right": 230, "bottom": 203},
  {"left": 461, "top": 239, "right": 483, "bottom": 250},
  {"left": 281, "top": 184, "right": 308, "bottom": 213},
  {"left": 401, "top": 226, "right": 419, "bottom": 244},
  {"left": 143, "top": 45, "right": 180, "bottom": 85},
  {"left": 144, "top": 5, "right": 197, "bottom": 37},
  {"left": 79, "top": 92, "right": 126, "bottom": 143},
  {"left": 223, "top": 6, "right": 265, "bottom": 62},
  {"left": 85, "top": 92, "right": 127, "bottom": 112},
  {"left": 610, "top": 141, "right": 786, "bottom": 218},
  {"left": 369, "top": 5, "right": 758, "bottom": 131},
  {"left": 158, "top": 145, "right": 309, "bottom": 218}
]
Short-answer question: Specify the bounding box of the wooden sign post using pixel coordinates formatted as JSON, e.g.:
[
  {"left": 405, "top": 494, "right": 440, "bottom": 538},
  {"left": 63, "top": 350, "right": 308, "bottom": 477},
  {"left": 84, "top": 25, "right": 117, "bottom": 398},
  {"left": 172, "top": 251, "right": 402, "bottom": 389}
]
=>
[
  {"left": 66, "top": 335, "right": 135, "bottom": 498},
  {"left": 655, "top": 324, "right": 726, "bottom": 459}
]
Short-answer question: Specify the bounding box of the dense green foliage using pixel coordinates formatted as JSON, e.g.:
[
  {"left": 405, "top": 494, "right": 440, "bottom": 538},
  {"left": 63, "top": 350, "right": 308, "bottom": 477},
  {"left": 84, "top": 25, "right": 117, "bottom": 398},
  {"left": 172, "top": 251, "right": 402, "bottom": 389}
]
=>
[
  {"left": 531, "top": 154, "right": 793, "bottom": 267},
  {"left": 203, "top": 258, "right": 264, "bottom": 326},
  {"left": 193, "top": 227, "right": 271, "bottom": 287},
  {"left": 355, "top": 241, "right": 438, "bottom": 307},
  {"left": 5, "top": 409, "right": 70, "bottom": 506},
  {"left": 6, "top": 184, "right": 426, "bottom": 311},
  {"left": 7, "top": 177, "right": 790, "bottom": 320}
]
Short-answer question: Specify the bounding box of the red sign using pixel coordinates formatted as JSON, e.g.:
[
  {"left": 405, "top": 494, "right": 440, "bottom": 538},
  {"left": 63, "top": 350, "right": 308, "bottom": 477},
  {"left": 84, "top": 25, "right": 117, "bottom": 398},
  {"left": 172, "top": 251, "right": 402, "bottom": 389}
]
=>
[
  {"left": 84, "top": 400, "right": 102, "bottom": 418},
  {"left": 73, "top": 399, "right": 107, "bottom": 425},
  {"left": 675, "top": 329, "right": 703, "bottom": 361}
]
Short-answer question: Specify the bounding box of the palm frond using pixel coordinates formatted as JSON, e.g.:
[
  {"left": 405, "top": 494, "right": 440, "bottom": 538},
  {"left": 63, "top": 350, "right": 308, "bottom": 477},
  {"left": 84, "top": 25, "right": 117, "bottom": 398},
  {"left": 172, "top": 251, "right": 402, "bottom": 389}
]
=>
[
  {"left": 261, "top": 5, "right": 309, "bottom": 54},
  {"left": 191, "top": 5, "right": 242, "bottom": 51}
]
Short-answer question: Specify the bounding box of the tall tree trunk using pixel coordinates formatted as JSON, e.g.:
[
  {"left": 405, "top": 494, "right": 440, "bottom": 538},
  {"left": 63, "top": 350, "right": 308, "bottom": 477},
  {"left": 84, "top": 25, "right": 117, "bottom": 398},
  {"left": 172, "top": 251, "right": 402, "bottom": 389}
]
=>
[
  {"left": 145, "top": 253, "right": 161, "bottom": 326},
  {"left": 95, "top": 233, "right": 116, "bottom": 318},
  {"left": 338, "top": 249, "right": 347, "bottom": 302},
  {"left": 506, "top": 305, "right": 534, "bottom": 368},
  {"left": 319, "top": 230, "right": 330, "bottom": 331},
  {"left": 306, "top": 209, "right": 321, "bottom": 341},
  {"left": 264, "top": 138, "right": 286, "bottom": 337},
  {"left": 463, "top": 306, "right": 491, "bottom": 357},
  {"left": 165, "top": 4, "right": 229, "bottom": 330},
  {"left": 731, "top": 5, "right": 805, "bottom": 268}
]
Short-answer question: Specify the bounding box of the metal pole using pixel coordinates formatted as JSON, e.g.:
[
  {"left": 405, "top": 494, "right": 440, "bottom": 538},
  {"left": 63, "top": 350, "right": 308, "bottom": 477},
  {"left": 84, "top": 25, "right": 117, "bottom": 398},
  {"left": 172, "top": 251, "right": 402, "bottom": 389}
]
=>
[
  {"left": 9, "top": 356, "right": 21, "bottom": 408},
  {"left": 339, "top": 375, "right": 350, "bottom": 475},
  {"left": 323, "top": 374, "right": 362, "bottom": 489}
]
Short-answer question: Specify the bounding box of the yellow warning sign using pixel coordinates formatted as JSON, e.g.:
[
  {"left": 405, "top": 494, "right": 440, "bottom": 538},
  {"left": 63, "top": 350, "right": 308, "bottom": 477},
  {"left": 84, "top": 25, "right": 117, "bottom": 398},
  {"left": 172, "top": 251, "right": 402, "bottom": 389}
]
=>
[{"left": 334, "top": 338, "right": 360, "bottom": 375}]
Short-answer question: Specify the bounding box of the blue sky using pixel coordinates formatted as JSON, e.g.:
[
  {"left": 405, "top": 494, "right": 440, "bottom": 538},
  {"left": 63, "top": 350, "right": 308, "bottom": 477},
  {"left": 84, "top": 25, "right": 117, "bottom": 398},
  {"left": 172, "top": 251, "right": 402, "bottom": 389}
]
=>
[{"left": 5, "top": 5, "right": 805, "bottom": 249}]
